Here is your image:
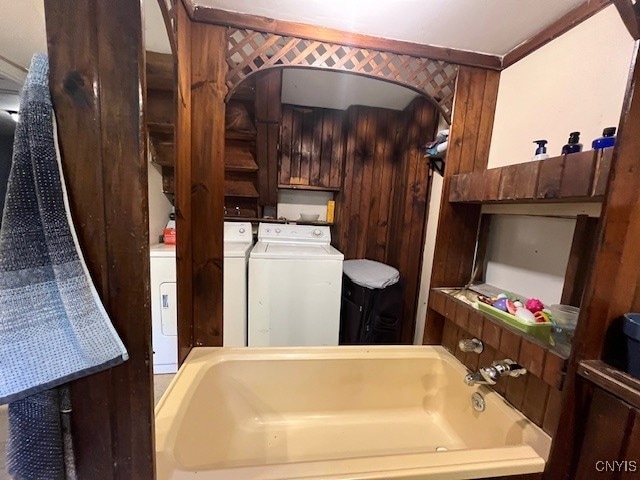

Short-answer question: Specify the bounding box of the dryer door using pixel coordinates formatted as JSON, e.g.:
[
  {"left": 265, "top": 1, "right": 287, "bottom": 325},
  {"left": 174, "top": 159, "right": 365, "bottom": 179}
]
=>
[{"left": 160, "top": 282, "right": 177, "bottom": 336}]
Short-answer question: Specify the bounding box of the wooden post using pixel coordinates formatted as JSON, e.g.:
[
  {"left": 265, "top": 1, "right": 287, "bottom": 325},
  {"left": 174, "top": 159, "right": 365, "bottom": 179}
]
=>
[
  {"left": 176, "top": 2, "right": 194, "bottom": 363},
  {"left": 423, "top": 66, "right": 500, "bottom": 344},
  {"left": 176, "top": 6, "right": 227, "bottom": 360},
  {"left": 44, "top": 0, "right": 155, "bottom": 478}
]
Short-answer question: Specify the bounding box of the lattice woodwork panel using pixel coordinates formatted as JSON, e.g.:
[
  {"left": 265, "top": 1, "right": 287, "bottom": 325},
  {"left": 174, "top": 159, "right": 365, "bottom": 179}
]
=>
[{"left": 226, "top": 28, "right": 458, "bottom": 123}]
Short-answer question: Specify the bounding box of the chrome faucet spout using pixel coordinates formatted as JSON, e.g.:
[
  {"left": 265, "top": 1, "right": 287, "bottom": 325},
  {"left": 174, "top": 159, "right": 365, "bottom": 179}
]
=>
[{"left": 464, "top": 359, "right": 527, "bottom": 386}]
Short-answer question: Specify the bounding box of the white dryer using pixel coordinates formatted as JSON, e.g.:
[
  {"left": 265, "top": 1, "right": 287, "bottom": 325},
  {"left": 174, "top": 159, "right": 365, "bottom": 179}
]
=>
[
  {"left": 150, "top": 222, "right": 253, "bottom": 373},
  {"left": 150, "top": 243, "right": 177, "bottom": 373},
  {"left": 248, "top": 223, "right": 344, "bottom": 347},
  {"left": 223, "top": 222, "right": 253, "bottom": 346}
]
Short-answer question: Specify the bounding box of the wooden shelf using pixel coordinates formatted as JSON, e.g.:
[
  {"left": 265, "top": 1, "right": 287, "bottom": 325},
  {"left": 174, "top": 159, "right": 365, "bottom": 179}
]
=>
[
  {"left": 449, "top": 149, "right": 613, "bottom": 204},
  {"left": 225, "top": 144, "right": 258, "bottom": 172},
  {"left": 578, "top": 360, "right": 640, "bottom": 410},
  {"left": 225, "top": 129, "right": 256, "bottom": 141},
  {"left": 429, "top": 288, "right": 568, "bottom": 390},
  {"left": 278, "top": 184, "right": 341, "bottom": 192},
  {"left": 147, "top": 122, "right": 174, "bottom": 135},
  {"left": 225, "top": 180, "right": 259, "bottom": 198}
]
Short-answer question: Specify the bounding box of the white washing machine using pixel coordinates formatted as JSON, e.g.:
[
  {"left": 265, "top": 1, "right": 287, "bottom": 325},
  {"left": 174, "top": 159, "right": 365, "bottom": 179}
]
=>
[
  {"left": 149, "top": 222, "right": 253, "bottom": 373},
  {"left": 150, "top": 243, "right": 177, "bottom": 374},
  {"left": 248, "top": 223, "right": 344, "bottom": 347},
  {"left": 223, "top": 222, "right": 254, "bottom": 346}
]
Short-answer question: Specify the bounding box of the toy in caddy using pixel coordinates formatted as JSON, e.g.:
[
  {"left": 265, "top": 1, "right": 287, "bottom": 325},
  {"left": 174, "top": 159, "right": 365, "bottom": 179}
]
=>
[{"left": 476, "top": 292, "right": 553, "bottom": 342}]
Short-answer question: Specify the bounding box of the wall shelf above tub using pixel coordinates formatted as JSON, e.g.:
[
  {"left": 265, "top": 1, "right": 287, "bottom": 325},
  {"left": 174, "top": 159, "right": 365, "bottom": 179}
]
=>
[
  {"left": 429, "top": 288, "right": 568, "bottom": 391},
  {"left": 448, "top": 149, "right": 613, "bottom": 204}
]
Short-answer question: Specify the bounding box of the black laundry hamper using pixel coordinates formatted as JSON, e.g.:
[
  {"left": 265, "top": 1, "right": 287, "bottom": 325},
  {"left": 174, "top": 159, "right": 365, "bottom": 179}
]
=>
[{"left": 339, "top": 260, "right": 404, "bottom": 345}]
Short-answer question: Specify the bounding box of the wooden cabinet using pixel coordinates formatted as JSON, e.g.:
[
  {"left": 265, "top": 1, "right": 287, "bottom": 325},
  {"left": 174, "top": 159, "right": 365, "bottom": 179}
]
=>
[{"left": 279, "top": 104, "right": 345, "bottom": 191}]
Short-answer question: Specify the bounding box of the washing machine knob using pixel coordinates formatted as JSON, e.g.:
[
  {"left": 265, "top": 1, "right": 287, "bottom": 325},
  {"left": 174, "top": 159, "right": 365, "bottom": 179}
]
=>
[
  {"left": 239, "top": 228, "right": 245, "bottom": 234},
  {"left": 313, "top": 229, "right": 323, "bottom": 237},
  {"left": 275, "top": 228, "right": 282, "bottom": 234}
]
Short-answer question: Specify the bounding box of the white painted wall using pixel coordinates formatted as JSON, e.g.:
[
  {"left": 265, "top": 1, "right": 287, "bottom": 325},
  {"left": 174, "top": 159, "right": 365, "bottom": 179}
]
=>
[
  {"left": 414, "top": 172, "right": 443, "bottom": 344},
  {"left": 277, "top": 190, "right": 334, "bottom": 222},
  {"left": 414, "top": 6, "right": 633, "bottom": 343},
  {"left": 148, "top": 162, "right": 173, "bottom": 244},
  {"left": 484, "top": 215, "right": 575, "bottom": 304},
  {"left": 488, "top": 6, "right": 635, "bottom": 168}
]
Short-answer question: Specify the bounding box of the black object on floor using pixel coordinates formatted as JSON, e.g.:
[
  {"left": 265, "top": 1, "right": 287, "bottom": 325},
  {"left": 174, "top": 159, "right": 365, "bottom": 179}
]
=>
[{"left": 339, "top": 272, "right": 404, "bottom": 345}]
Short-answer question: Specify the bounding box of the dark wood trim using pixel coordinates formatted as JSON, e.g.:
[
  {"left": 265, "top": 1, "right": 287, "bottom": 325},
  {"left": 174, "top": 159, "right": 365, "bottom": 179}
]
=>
[
  {"left": 561, "top": 215, "right": 599, "bottom": 307},
  {"left": 183, "top": 3, "right": 502, "bottom": 70},
  {"left": 176, "top": 2, "right": 194, "bottom": 363},
  {"left": 44, "top": 0, "right": 155, "bottom": 477},
  {"left": 614, "top": 0, "right": 640, "bottom": 40},
  {"left": 579, "top": 360, "right": 640, "bottom": 411},
  {"left": 502, "top": 0, "right": 612, "bottom": 68},
  {"left": 189, "top": 21, "right": 227, "bottom": 347}
]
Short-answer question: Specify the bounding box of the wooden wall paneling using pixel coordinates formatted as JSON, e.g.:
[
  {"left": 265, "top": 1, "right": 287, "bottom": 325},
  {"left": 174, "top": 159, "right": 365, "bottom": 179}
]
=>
[
  {"left": 592, "top": 147, "right": 614, "bottom": 197},
  {"left": 335, "top": 106, "right": 358, "bottom": 254},
  {"left": 620, "top": 408, "right": 640, "bottom": 479},
  {"left": 279, "top": 105, "right": 293, "bottom": 185},
  {"left": 330, "top": 109, "right": 346, "bottom": 189},
  {"left": 543, "top": 387, "right": 563, "bottom": 436},
  {"left": 319, "top": 109, "right": 333, "bottom": 188},
  {"left": 255, "top": 69, "right": 281, "bottom": 207},
  {"left": 574, "top": 388, "right": 635, "bottom": 479},
  {"left": 45, "top": 0, "right": 155, "bottom": 477},
  {"left": 290, "top": 106, "right": 303, "bottom": 184},
  {"left": 424, "top": 67, "right": 500, "bottom": 345},
  {"left": 355, "top": 108, "right": 376, "bottom": 258},
  {"left": 400, "top": 99, "right": 437, "bottom": 343},
  {"left": 365, "top": 109, "right": 389, "bottom": 260},
  {"left": 309, "top": 108, "right": 323, "bottom": 186},
  {"left": 299, "top": 108, "right": 313, "bottom": 185},
  {"left": 536, "top": 155, "right": 565, "bottom": 200},
  {"left": 547, "top": 44, "right": 640, "bottom": 479},
  {"left": 561, "top": 215, "right": 599, "bottom": 307},
  {"left": 190, "top": 22, "right": 226, "bottom": 347},
  {"left": 559, "top": 151, "right": 596, "bottom": 198},
  {"left": 346, "top": 107, "right": 368, "bottom": 258},
  {"left": 520, "top": 375, "right": 550, "bottom": 427},
  {"left": 176, "top": 2, "right": 193, "bottom": 363}
]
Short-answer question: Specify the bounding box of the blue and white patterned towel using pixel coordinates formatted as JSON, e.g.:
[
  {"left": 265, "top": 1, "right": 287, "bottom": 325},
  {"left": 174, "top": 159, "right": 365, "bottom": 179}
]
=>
[{"left": 0, "top": 54, "right": 128, "bottom": 405}]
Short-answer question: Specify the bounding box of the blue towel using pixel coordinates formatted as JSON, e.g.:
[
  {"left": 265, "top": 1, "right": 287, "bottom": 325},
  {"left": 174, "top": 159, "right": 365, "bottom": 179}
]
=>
[{"left": 0, "top": 54, "right": 128, "bottom": 403}]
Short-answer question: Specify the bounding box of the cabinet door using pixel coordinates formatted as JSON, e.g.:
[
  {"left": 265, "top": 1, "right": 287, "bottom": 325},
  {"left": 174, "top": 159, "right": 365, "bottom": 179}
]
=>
[
  {"left": 160, "top": 281, "right": 177, "bottom": 336},
  {"left": 574, "top": 387, "right": 640, "bottom": 479}
]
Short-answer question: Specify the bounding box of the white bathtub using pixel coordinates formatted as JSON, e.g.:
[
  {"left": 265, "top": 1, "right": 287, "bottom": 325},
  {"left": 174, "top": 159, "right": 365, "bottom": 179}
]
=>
[{"left": 155, "top": 346, "right": 550, "bottom": 479}]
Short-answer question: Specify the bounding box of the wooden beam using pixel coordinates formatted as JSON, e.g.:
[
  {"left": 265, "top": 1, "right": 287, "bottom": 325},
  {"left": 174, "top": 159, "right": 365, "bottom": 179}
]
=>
[
  {"left": 546, "top": 42, "right": 640, "bottom": 479},
  {"left": 614, "top": 0, "right": 640, "bottom": 40},
  {"left": 189, "top": 21, "right": 227, "bottom": 347},
  {"left": 183, "top": 3, "right": 502, "bottom": 70},
  {"left": 176, "top": 1, "right": 194, "bottom": 363},
  {"left": 502, "top": 0, "right": 612, "bottom": 68},
  {"left": 44, "top": 0, "right": 155, "bottom": 478},
  {"left": 423, "top": 67, "right": 500, "bottom": 344}
]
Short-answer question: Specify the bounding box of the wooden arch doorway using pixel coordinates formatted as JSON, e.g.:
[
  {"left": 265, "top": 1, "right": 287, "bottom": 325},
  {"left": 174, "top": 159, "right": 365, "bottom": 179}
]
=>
[{"left": 175, "top": 4, "right": 455, "bottom": 361}]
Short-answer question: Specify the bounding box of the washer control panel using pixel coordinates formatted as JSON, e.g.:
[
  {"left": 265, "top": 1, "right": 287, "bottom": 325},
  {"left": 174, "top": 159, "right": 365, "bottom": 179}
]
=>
[
  {"left": 258, "top": 223, "right": 331, "bottom": 244},
  {"left": 224, "top": 222, "right": 253, "bottom": 243}
]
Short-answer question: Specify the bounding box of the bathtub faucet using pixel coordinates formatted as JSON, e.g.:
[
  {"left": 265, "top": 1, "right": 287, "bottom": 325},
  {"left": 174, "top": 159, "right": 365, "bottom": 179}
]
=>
[{"left": 464, "top": 359, "right": 527, "bottom": 386}]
